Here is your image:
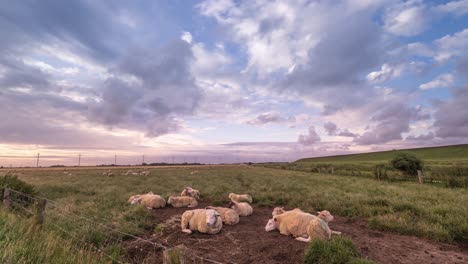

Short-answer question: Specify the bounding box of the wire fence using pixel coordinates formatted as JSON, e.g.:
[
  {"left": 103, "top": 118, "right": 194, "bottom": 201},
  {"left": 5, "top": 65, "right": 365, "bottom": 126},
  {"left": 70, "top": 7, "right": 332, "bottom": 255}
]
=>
[{"left": 3, "top": 188, "right": 231, "bottom": 264}]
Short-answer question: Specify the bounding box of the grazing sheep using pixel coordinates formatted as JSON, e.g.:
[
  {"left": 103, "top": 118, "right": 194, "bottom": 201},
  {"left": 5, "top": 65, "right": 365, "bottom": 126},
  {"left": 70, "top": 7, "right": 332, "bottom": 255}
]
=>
[
  {"left": 205, "top": 206, "right": 239, "bottom": 225},
  {"left": 228, "top": 193, "right": 253, "bottom": 203},
  {"left": 229, "top": 201, "right": 253, "bottom": 216},
  {"left": 181, "top": 209, "right": 223, "bottom": 234},
  {"left": 128, "top": 192, "right": 166, "bottom": 209},
  {"left": 265, "top": 210, "right": 317, "bottom": 238},
  {"left": 167, "top": 196, "right": 198, "bottom": 208},
  {"left": 180, "top": 187, "right": 201, "bottom": 200},
  {"left": 296, "top": 210, "right": 342, "bottom": 242}
]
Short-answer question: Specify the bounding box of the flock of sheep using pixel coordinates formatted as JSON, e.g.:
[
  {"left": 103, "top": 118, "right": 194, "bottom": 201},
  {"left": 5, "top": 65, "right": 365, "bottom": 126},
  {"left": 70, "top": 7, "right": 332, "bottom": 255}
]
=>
[{"left": 128, "top": 187, "right": 341, "bottom": 242}]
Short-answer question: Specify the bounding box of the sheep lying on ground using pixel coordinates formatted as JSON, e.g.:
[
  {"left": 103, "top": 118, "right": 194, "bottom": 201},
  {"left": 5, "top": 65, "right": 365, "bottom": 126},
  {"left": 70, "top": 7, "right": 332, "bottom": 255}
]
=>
[
  {"left": 128, "top": 192, "right": 166, "bottom": 209},
  {"left": 271, "top": 207, "right": 303, "bottom": 217},
  {"left": 167, "top": 196, "right": 198, "bottom": 208},
  {"left": 229, "top": 201, "right": 253, "bottom": 216},
  {"left": 181, "top": 209, "right": 223, "bottom": 234},
  {"left": 181, "top": 187, "right": 200, "bottom": 200},
  {"left": 228, "top": 193, "right": 253, "bottom": 203},
  {"left": 265, "top": 209, "right": 341, "bottom": 240},
  {"left": 205, "top": 206, "right": 239, "bottom": 225},
  {"left": 265, "top": 209, "right": 317, "bottom": 238},
  {"left": 296, "top": 210, "right": 342, "bottom": 242}
]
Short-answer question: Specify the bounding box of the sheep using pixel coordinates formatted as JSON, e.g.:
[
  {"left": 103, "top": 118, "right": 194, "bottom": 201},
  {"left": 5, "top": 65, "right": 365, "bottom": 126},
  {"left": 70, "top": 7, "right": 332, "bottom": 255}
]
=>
[
  {"left": 205, "top": 206, "right": 239, "bottom": 225},
  {"left": 265, "top": 209, "right": 317, "bottom": 238},
  {"left": 228, "top": 193, "right": 253, "bottom": 203},
  {"left": 228, "top": 201, "right": 253, "bottom": 216},
  {"left": 296, "top": 210, "right": 342, "bottom": 242},
  {"left": 181, "top": 209, "right": 223, "bottom": 234},
  {"left": 128, "top": 192, "right": 166, "bottom": 209},
  {"left": 272, "top": 207, "right": 303, "bottom": 217},
  {"left": 180, "top": 187, "right": 200, "bottom": 200},
  {"left": 167, "top": 196, "right": 198, "bottom": 208}
]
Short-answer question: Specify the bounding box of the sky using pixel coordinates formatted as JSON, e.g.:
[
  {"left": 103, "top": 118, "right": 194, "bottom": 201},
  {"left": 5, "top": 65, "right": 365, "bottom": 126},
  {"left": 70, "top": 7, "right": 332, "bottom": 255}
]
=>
[{"left": 0, "top": 0, "right": 467, "bottom": 166}]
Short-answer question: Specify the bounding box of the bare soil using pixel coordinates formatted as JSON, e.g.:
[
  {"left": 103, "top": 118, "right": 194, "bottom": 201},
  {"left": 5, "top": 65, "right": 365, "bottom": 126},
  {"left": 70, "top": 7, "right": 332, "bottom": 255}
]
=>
[{"left": 124, "top": 203, "right": 468, "bottom": 264}]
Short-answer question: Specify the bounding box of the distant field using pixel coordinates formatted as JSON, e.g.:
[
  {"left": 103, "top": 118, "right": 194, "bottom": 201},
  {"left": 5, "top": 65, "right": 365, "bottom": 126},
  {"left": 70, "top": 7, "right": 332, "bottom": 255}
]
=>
[
  {"left": 297, "top": 144, "right": 468, "bottom": 163},
  {"left": 1, "top": 165, "right": 467, "bottom": 263}
]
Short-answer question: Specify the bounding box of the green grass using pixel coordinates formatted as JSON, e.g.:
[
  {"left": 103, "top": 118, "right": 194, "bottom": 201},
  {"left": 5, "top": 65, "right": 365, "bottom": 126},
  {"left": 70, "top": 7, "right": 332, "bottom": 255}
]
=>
[
  {"left": 304, "top": 237, "right": 374, "bottom": 264},
  {"left": 1, "top": 165, "right": 467, "bottom": 262},
  {"left": 297, "top": 144, "right": 468, "bottom": 163}
]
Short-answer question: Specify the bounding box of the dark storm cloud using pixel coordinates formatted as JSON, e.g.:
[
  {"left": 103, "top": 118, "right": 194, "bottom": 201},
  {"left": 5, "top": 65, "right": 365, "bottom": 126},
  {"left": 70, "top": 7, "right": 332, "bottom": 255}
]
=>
[
  {"left": 323, "top": 122, "right": 358, "bottom": 137},
  {"left": 354, "top": 103, "right": 430, "bottom": 145},
  {"left": 282, "top": 13, "right": 384, "bottom": 111},
  {"left": 434, "top": 86, "right": 468, "bottom": 138},
  {"left": 405, "top": 132, "right": 435, "bottom": 141},
  {"left": 88, "top": 40, "right": 202, "bottom": 137}
]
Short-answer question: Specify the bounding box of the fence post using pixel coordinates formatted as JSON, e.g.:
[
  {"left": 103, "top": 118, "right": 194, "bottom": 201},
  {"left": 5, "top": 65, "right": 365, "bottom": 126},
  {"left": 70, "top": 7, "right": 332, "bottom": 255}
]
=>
[
  {"left": 163, "top": 245, "right": 187, "bottom": 264},
  {"left": 33, "top": 198, "right": 47, "bottom": 227},
  {"left": 417, "top": 170, "right": 424, "bottom": 184},
  {"left": 3, "top": 188, "right": 11, "bottom": 209}
]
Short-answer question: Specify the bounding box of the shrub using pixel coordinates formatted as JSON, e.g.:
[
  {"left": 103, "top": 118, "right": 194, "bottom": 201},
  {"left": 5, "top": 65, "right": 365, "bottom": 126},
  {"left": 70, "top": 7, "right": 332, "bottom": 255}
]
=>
[
  {"left": 0, "top": 175, "right": 38, "bottom": 211},
  {"left": 390, "top": 153, "right": 424, "bottom": 177},
  {"left": 304, "top": 237, "right": 374, "bottom": 264}
]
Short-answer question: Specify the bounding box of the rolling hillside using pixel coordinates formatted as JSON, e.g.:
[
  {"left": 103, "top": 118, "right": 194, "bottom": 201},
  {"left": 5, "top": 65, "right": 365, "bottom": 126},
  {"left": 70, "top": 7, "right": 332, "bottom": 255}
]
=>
[{"left": 297, "top": 144, "right": 468, "bottom": 163}]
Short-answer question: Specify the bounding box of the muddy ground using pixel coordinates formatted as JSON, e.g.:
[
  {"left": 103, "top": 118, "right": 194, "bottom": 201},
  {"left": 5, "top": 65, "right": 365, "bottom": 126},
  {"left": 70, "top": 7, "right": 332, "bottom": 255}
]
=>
[{"left": 125, "top": 203, "right": 468, "bottom": 264}]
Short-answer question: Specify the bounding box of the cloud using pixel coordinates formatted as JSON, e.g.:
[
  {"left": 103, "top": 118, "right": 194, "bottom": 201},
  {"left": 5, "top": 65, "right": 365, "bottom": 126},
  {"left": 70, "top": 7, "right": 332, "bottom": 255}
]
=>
[
  {"left": 354, "top": 103, "right": 430, "bottom": 145},
  {"left": 298, "top": 126, "right": 321, "bottom": 145},
  {"left": 435, "top": 0, "right": 468, "bottom": 17},
  {"left": 366, "top": 63, "right": 404, "bottom": 83},
  {"left": 434, "top": 28, "right": 468, "bottom": 62},
  {"left": 405, "top": 132, "right": 435, "bottom": 141},
  {"left": 88, "top": 40, "right": 201, "bottom": 137},
  {"left": 245, "top": 112, "right": 295, "bottom": 125},
  {"left": 383, "top": 1, "right": 429, "bottom": 36},
  {"left": 323, "top": 121, "right": 358, "bottom": 137},
  {"left": 419, "top": 73, "right": 454, "bottom": 90},
  {"left": 433, "top": 86, "right": 468, "bottom": 138}
]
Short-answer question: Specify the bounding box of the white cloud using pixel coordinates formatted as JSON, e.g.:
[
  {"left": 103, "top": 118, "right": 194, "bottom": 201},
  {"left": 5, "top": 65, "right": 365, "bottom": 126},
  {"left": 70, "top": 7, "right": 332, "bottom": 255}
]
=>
[
  {"left": 435, "top": 0, "right": 468, "bottom": 17},
  {"left": 366, "top": 63, "right": 404, "bottom": 83},
  {"left": 181, "top": 31, "right": 193, "bottom": 44},
  {"left": 419, "top": 73, "right": 454, "bottom": 90},
  {"left": 434, "top": 28, "right": 468, "bottom": 62},
  {"left": 384, "top": 2, "right": 429, "bottom": 36}
]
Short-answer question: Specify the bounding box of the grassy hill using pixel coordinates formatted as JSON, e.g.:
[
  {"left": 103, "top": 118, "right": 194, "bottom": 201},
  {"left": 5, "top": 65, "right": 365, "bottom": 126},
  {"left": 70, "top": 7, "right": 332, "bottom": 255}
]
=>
[{"left": 296, "top": 144, "right": 468, "bottom": 163}]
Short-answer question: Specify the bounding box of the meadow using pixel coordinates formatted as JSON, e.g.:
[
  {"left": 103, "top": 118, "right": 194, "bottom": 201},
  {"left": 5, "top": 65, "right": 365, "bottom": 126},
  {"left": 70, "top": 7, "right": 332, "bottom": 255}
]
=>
[{"left": 0, "top": 162, "right": 467, "bottom": 263}]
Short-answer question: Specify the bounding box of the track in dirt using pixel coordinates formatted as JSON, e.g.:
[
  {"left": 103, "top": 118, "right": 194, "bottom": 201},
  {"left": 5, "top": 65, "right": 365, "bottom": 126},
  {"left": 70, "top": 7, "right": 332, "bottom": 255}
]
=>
[{"left": 125, "top": 203, "right": 468, "bottom": 264}]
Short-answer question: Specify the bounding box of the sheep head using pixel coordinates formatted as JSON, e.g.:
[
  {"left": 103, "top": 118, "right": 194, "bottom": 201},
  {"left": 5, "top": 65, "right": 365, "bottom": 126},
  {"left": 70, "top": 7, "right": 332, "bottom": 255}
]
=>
[
  {"left": 272, "top": 207, "right": 285, "bottom": 216},
  {"left": 206, "top": 209, "right": 220, "bottom": 227},
  {"left": 167, "top": 196, "right": 175, "bottom": 204},
  {"left": 265, "top": 217, "right": 278, "bottom": 232},
  {"left": 317, "top": 210, "right": 334, "bottom": 222}
]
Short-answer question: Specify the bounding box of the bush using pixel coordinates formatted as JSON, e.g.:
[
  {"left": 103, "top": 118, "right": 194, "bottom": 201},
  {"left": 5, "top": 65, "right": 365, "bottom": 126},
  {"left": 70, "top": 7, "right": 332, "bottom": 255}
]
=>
[
  {"left": 390, "top": 153, "right": 424, "bottom": 177},
  {"left": 0, "top": 176, "right": 38, "bottom": 211},
  {"left": 304, "top": 237, "right": 374, "bottom": 264}
]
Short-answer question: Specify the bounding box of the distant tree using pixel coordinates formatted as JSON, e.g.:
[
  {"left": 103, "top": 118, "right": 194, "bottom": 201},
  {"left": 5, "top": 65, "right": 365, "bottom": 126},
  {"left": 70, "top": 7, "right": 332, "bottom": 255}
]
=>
[{"left": 390, "top": 153, "right": 424, "bottom": 177}]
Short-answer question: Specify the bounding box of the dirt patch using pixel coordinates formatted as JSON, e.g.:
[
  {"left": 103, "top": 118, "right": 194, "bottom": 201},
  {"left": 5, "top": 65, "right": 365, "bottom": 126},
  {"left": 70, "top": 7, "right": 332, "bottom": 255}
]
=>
[{"left": 124, "top": 203, "right": 468, "bottom": 264}]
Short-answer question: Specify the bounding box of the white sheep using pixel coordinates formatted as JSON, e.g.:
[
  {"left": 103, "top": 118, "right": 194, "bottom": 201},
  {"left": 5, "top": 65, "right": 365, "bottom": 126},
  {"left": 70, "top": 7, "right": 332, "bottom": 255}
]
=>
[
  {"left": 128, "top": 192, "right": 166, "bottom": 209},
  {"left": 265, "top": 209, "right": 317, "bottom": 238},
  {"left": 296, "top": 210, "right": 342, "bottom": 242},
  {"left": 272, "top": 207, "right": 303, "bottom": 217},
  {"left": 181, "top": 209, "right": 223, "bottom": 234},
  {"left": 229, "top": 201, "right": 253, "bottom": 216},
  {"left": 180, "top": 187, "right": 201, "bottom": 200},
  {"left": 167, "top": 196, "right": 198, "bottom": 208},
  {"left": 229, "top": 193, "right": 253, "bottom": 203},
  {"left": 205, "top": 206, "right": 239, "bottom": 225}
]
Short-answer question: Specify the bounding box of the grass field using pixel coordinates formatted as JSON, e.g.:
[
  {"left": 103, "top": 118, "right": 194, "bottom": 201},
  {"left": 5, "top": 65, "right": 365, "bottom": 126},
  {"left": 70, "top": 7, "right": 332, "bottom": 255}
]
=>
[
  {"left": 267, "top": 144, "right": 468, "bottom": 188},
  {"left": 1, "top": 164, "right": 467, "bottom": 262}
]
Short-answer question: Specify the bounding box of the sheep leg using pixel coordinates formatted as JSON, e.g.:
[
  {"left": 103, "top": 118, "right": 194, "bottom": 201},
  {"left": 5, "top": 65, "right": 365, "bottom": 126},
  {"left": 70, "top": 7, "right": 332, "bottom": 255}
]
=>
[
  {"left": 331, "top": 230, "right": 342, "bottom": 235},
  {"left": 181, "top": 212, "right": 193, "bottom": 234},
  {"left": 295, "top": 236, "right": 311, "bottom": 243}
]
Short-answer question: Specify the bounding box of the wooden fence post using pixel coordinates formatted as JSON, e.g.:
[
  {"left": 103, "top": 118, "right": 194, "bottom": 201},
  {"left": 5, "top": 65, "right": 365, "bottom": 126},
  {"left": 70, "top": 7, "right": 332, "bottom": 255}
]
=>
[
  {"left": 3, "top": 188, "right": 11, "bottom": 209},
  {"left": 33, "top": 198, "right": 47, "bottom": 227},
  {"left": 417, "top": 170, "right": 424, "bottom": 184},
  {"left": 163, "top": 245, "right": 187, "bottom": 264}
]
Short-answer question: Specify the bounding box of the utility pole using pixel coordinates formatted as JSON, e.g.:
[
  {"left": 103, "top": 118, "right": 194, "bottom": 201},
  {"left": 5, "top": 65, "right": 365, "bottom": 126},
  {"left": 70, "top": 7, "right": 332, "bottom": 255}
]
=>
[
  {"left": 142, "top": 155, "right": 145, "bottom": 165},
  {"left": 36, "top": 153, "right": 40, "bottom": 168},
  {"left": 78, "top": 153, "right": 81, "bottom": 167},
  {"left": 114, "top": 154, "right": 117, "bottom": 166}
]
